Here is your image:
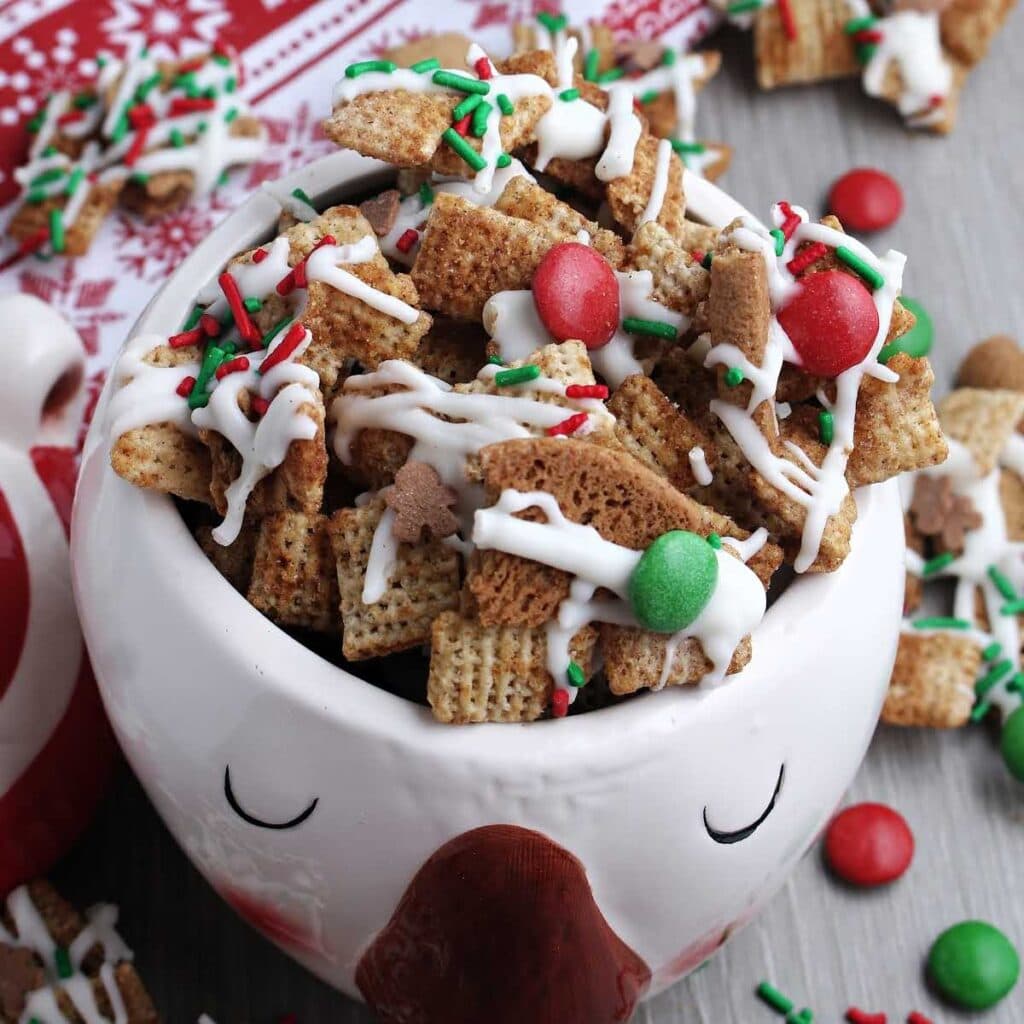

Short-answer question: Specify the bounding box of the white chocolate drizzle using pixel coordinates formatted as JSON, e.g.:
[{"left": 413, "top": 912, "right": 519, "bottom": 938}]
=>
[{"left": 689, "top": 445, "right": 714, "bottom": 486}]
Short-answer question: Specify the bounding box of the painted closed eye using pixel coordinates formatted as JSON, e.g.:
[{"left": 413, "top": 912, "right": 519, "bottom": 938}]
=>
[
  {"left": 223, "top": 765, "right": 319, "bottom": 830},
  {"left": 703, "top": 764, "right": 785, "bottom": 845}
]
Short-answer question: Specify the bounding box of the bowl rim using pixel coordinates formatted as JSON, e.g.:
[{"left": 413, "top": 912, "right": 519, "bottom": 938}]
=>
[{"left": 75, "top": 149, "right": 898, "bottom": 763}]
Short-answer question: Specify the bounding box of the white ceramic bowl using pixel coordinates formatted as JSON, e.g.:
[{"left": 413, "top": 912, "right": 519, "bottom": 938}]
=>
[{"left": 72, "top": 152, "right": 904, "bottom": 1008}]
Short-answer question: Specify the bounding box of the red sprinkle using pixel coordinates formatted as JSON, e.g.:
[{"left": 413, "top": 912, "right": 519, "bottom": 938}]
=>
[
  {"left": 928, "top": 94, "right": 944, "bottom": 108},
  {"left": 551, "top": 690, "right": 570, "bottom": 718},
  {"left": 547, "top": 412, "right": 589, "bottom": 437},
  {"left": 57, "top": 109, "right": 85, "bottom": 126},
  {"left": 219, "top": 271, "right": 261, "bottom": 346},
  {"left": 907, "top": 1014, "right": 933, "bottom": 1024},
  {"left": 128, "top": 103, "right": 155, "bottom": 129},
  {"left": 786, "top": 241, "right": 829, "bottom": 276},
  {"left": 853, "top": 28, "right": 884, "bottom": 43},
  {"left": 777, "top": 0, "right": 798, "bottom": 39},
  {"left": 215, "top": 355, "right": 250, "bottom": 379},
  {"left": 829, "top": 168, "right": 903, "bottom": 233},
  {"left": 169, "top": 327, "right": 203, "bottom": 348},
  {"left": 846, "top": 1010, "right": 887, "bottom": 1024},
  {"left": 176, "top": 375, "right": 196, "bottom": 397},
  {"left": 474, "top": 56, "right": 493, "bottom": 80},
  {"left": 122, "top": 123, "right": 151, "bottom": 167},
  {"left": 178, "top": 56, "right": 206, "bottom": 73},
  {"left": 169, "top": 96, "right": 216, "bottom": 116},
  {"left": 259, "top": 321, "right": 307, "bottom": 374},
  {"left": 251, "top": 395, "right": 270, "bottom": 417},
  {"left": 252, "top": 247, "right": 269, "bottom": 264},
  {"left": 395, "top": 228, "right": 419, "bottom": 254},
  {"left": 276, "top": 234, "right": 336, "bottom": 296},
  {"left": 453, "top": 113, "right": 472, "bottom": 136},
  {"left": 691, "top": 249, "right": 706, "bottom": 264},
  {"left": 565, "top": 384, "right": 609, "bottom": 400},
  {"left": 777, "top": 200, "right": 802, "bottom": 240},
  {"left": 200, "top": 313, "right": 222, "bottom": 338},
  {"left": 824, "top": 802, "right": 914, "bottom": 887}
]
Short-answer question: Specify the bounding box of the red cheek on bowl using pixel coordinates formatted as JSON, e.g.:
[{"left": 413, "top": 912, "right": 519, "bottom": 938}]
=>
[
  {"left": 655, "top": 923, "right": 732, "bottom": 988},
  {"left": 219, "top": 885, "right": 324, "bottom": 958},
  {"left": 356, "top": 824, "right": 651, "bottom": 1024}
]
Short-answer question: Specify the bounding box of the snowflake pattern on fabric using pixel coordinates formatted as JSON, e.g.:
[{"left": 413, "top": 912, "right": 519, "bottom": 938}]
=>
[{"left": 103, "top": 0, "right": 231, "bottom": 58}]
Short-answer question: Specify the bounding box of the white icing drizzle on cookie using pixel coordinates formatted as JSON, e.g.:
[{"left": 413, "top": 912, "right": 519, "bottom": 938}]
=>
[
  {"left": 689, "top": 445, "right": 714, "bottom": 486},
  {"left": 640, "top": 137, "right": 673, "bottom": 225},
  {"left": 484, "top": 269, "right": 688, "bottom": 388},
  {"left": 362, "top": 503, "right": 400, "bottom": 604},
  {"left": 704, "top": 203, "right": 904, "bottom": 572},
  {"left": 260, "top": 181, "right": 319, "bottom": 222},
  {"left": 472, "top": 488, "right": 766, "bottom": 701}
]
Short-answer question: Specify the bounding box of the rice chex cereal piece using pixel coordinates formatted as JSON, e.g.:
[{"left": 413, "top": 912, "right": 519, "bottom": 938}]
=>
[
  {"left": 754, "top": 0, "right": 859, "bottom": 88},
  {"left": 938, "top": 388, "right": 1024, "bottom": 475},
  {"left": 625, "top": 220, "right": 709, "bottom": 317},
  {"left": 883, "top": 632, "right": 979, "bottom": 728}
]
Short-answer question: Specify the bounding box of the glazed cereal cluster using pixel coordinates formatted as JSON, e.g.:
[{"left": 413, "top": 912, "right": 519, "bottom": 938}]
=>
[{"left": 106, "top": 34, "right": 947, "bottom": 724}]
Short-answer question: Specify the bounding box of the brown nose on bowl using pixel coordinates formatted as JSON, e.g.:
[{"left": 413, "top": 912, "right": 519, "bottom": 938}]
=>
[{"left": 356, "top": 824, "right": 651, "bottom": 1023}]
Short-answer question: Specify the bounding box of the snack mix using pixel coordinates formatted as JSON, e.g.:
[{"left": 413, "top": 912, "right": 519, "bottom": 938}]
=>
[{"left": 105, "top": 27, "right": 948, "bottom": 724}]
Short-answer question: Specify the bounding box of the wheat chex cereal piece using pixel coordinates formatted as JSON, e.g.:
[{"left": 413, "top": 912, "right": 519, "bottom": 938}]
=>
[
  {"left": 327, "top": 497, "right": 459, "bottom": 661},
  {"left": 1000, "top": 467, "right": 1024, "bottom": 541},
  {"left": 0, "top": 880, "right": 159, "bottom": 1024},
  {"left": 608, "top": 373, "right": 717, "bottom": 491},
  {"left": 427, "top": 611, "right": 598, "bottom": 723},
  {"left": 957, "top": 334, "right": 1024, "bottom": 391},
  {"left": 883, "top": 631, "right": 979, "bottom": 728},
  {"left": 707, "top": 247, "right": 772, "bottom": 390},
  {"left": 247, "top": 512, "right": 340, "bottom": 633},
  {"left": 8, "top": 179, "right": 123, "bottom": 257},
  {"left": 384, "top": 32, "right": 474, "bottom": 69},
  {"left": 938, "top": 388, "right": 1024, "bottom": 475},
  {"left": 411, "top": 192, "right": 565, "bottom": 320},
  {"left": 626, "top": 220, "right": 710, "bottom": 317},
  {"left": 638, "top": 51, "right": 722, "bottom": 139},
  {"left": 511, "top": 20, "right": 618, "bottom": 72},
  {"left": 196, "top": 519, "right": 257, "bottom": 592},
  {"left": 494, "top": 175, "right": 625, "bottom": 265},
  {"left": 942, "top": 0, "right": 1017, "bottom": 65},
  {"left": 412, "top": 317, "right": 489, "bottom": 384},
  {"left": 203, "top": 388, "right": 327, "bottom": 522},
  {"left": 468, "top": 438, "right": 781, "bottom": 630},
  {"left": 605, "top": 133, "right": 687, "bottom": 240},
  {"left": 754, "top": 0, "right": 859, "bottom": 88}
]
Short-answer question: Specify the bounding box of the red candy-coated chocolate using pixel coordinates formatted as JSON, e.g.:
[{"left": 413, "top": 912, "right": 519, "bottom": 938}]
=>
[
  {"left": 778, "top": 270, "right": 880, "bottom": 377},
  {"left": 829, "top": 168, "right": 904, "bottom": 233},
  {"left": 532, "top": 243, "right": 620, "bottom": 350},
  {"left": 824, "top": 802, "right": 914, "bottom": 887}
]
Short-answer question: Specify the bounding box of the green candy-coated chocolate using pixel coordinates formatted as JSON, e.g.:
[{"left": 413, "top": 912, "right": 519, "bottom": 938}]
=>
[
  {"left": 927, "top": 920, "right": 1020, "bottom": 1009},
  {"left": 628, "top": 531, "right": 718, "bottom": 633},
  {"left": 879, "top": 295, "right": 932, "bottom": 362},
  {"left": 1001, "top": 705, "right": 1024, "bottom": 781}
]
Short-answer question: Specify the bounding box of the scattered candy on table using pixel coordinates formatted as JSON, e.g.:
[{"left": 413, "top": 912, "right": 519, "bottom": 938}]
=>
[
  {"left": 824, "top": 802, "right": 915, "bottom": 887},
  {"left": 927, "top": 920, "right": 1020, "bottom": 1010},
  {"left": 828, "top": 168, "right": 904, "bottom": 234}
]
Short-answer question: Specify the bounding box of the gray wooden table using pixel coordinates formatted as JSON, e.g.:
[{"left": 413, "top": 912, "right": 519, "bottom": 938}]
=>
[{"left": 53, "top": 12, "right": 1024, "bottom": 1022}]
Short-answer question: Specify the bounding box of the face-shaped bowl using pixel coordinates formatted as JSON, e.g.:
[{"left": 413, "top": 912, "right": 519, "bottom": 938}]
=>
[{"left": 71, "top": 151, "right": 903, "bottom": 1008}]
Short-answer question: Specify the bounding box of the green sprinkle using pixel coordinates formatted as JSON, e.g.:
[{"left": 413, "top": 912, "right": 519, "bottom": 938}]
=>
[
  {"left": 111, "top": 112, "right": 128, "bottom": 144},
  {"left": 441, "top": 127, "right": 486, "bottom": 172},
  {"left": 170, "top": 128, "right": 185, "bottom": 148},
  {"left": 559, "top": 87, "right": 580, "bottom": 102},
  {"left": 595, "top": 66, "right": 626, "bottom": 84},
  {"left": 42, "top": 145, "right": 57, "bottom": 156},
  {"left": 202, "top": 85, "right": 217, "bottom": 100},
  {"left": 922, "top": 551, "right": 955, "bottom": 576},
  {"left": 486, "top": 354, "right": 505, "bottom": 366},
  {"left": 724, "top": 366, "right": 745, "bottom": 387},
  {"left": 174, "top": 71, "right": 198, "bottom": 93},
  {"left": 970, "top": 700, "right": 992, "bottom": 723},
  {"left": 537, "top": 11, "right": 568, "bottom": 33},
  {"left": 291, "top": 186, "right": 314, "bottom": 208},
  {"left": 224, "top": 76, "right": 237, "bottom": 93},
  {"left": 73, "top": 91, "right": 97, "bottom": 109},
  {"left": 495, "top": 364, "right": 541, "bottom": 387},
  {"left": 756, "top": 982, "right": 794, "bottom": 1014},
  {"left": 661, "top": 49, "right": 677, "bottom": 66},
  {"left": 567, "top": 661, "right": 586, "bottom": 688},
  {"left": 786, "top": 1011, "right": 814, "bottom": 1024},
  {"left": 770, "top": 228, "right": 786, "bottom": 256},
  {"left": 135, "top": 72, "right": 161, "bottom": 101},
  {"left": 212, "top": 53, "right": 230, "bottom": 66},
  {"left": 31, "top": 167, "right": 65, "bottom": 188},
  {"left": 670, "top": 138, "right": 706, "bottom": 155},
  {"left": 856, "top": 42, "right": 879, "bottom": 64},
  {"left": 418, "top": 182, "right": 434, "bottom": 206},
  {"left": 988, "top": 565, "right": 1017, "bottom": 601},
  {"left": 622, "top": 317, "right": 678, "bottom": 340},
  {"left": 470, "top": 99, "right": 492, "bottom": 137},
  {"left": 976, "top": 660, "right": 1013, "bottom": 697},
  {"left": 345, "top": 59, "right": 396, "bottom": 78},
  {"left": 818, "top": 409, "right": 834, "bottom": 446},
  {"left": 982, "top": 642, "right": 1003, "bottom": 660},
  {"left": 26, "top": 113, "right": 43, "bottom": 134},
  {"left": 55, "top": 947, "right": 73, "bottom": 980},
  {"left": 129, "top": 171, "right": 150, "bottom": 185},
  {"left": 1007, "top": 673, "right": 1024, "bottom": 694},
  {"left": 707, "top": 532, "right": 722, "bottom": 549},
  {"left": 912, "top": 616, "right": 972, "bottom": 630},
  {"left": 583, "top": 47, "right": 601, "bottom": 82},
  {"left": 639, "top": 88, "right": 661, "bottom": 105},
  {"left": 835, "top": 246, "right": 885, "bottom": 290},
  {"left": 432, "top": 69, "right": 490, "bottom": 95},
  {"left": 26, "top": 186, "right": 48, "bottom": 204},
  {"left": 701, "top": 251, "right": 713, "bottom": 270},
  {"left": 217, "top": 169, "right": 229, "bottom": 185},
  {"left": 189, "top": 344, "right": 227, "bottom": 409},
  {"left": 845, "top": 14, "right": 877, "bottom": 33},
  {"left": 243, "top": 296, "right": 262, "bottom": 313},
  {"left": 410, "top": 57, "right": 441, "bottom": 73},
  {"left": 496, "top": 152, "right": 512, "bottom": 168},
  {"left": 261, "top": 316, "right": 292, "bottom": 349},
  {"left": 728, "top": 0, "right": 763, "bottom": 12},
  {"left": 183, "top": 305, "right": 204, "bottom": 331},
  {"left": 48, "top": 208, "right": 65, "bottom": 254},
  {"left": 1000, "top": 598, "right": 1024, "bottom": 616},
  {"left": 64, "top": 167, "right": 85, "bottom": 197},
  {"left": 224, "top": 106, "right": 238, "bottom": 123},
  {"left": 497, "top": 93, "right": 515, "bottom": 116},
  {"left": 452, "top": 93, "right": 483, "bottom": 120}
]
